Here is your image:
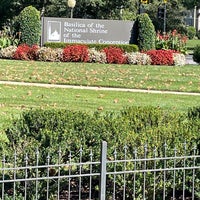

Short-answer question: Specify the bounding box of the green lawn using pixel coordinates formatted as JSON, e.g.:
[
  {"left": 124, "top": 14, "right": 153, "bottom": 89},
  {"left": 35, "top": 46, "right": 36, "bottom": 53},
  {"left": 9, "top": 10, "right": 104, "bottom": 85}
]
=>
[
  {"left": 0, "top": 59, "right": 200, "bottom": 92},
  {"left": 186, "top": 39, "right": 200, "bottom": 48},
  {"left": 186, "top": 39, "right": 200, "bottom": 53},
  {"left": 0, "top": 84, "right": 200, "bottom": 127}
]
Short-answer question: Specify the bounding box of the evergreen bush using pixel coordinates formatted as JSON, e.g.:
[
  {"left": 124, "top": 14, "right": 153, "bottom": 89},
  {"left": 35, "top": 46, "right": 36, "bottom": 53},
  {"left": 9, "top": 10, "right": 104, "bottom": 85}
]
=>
[
  {"left": 197, "top": 30, "right": 200, "bottom": 39},
  {"left": 193, "top": 45, "right": 200, "bottom": 64},
  {"left": 136, "top": 13, "right": 156, "bottom": 51},
  {"left": 186, "top": 26, "right": 196, "bottom": 40},
  {"left": 18, "top": 6, "right": 41, "bottom": 46}
]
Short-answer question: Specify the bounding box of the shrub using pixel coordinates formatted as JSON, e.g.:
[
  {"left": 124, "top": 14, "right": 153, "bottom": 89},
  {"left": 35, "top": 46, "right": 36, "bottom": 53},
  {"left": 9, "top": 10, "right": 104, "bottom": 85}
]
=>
[
  {"left": 103, "top": 46, "right": 127, "bottom": 64},
  {"left": 0, "top": 46, "right": 17, "bottom": 59},
  {"left": 146, "top": 49, "right": 174, "bottom": 65},
  {"left": 155, "top": 30, "right": 187, "bottom": 54},
  {"left": 0, "top": 26, "right": 19, "bottom": 49},
  {"left": 18, "top": 6, "right": 41, "bottom": 45},
  {"left": 197, "top": 30, "right": 200, "bottom": 39},
  {"left": 44, "top": 42, "right": 139, "bottom": 53},
  {"left": 186, "top": 26, "right": 196, "bottom": 40},
  {"left": 13, "top": 44, "right": 39, "bottom": 60},
  {"left": 125, "top": 52, "right": 151, "bottom": 65},
  {"left": 4, "top": 106, "right": 200, "bottom": 199},
  {"left": 37, "top": 47, "right": 62, "bottom": 62},
  {"left": 62, "top": 44, "right": 89, "bottom": 62},
  {"left": 173, "top": 53, "right": 186, "bottom": 66},
  {"left": 193, "top": 45, "right": 200, "bottom": 64},
  {"left": 188, "top": 106, "right": 200, "bottom": 119},
  {"left": 88, "top": 48, "right": 107, "bottom": 63},
  {"left": 136, "top": 13, "right": 156, "bottom": 51}
]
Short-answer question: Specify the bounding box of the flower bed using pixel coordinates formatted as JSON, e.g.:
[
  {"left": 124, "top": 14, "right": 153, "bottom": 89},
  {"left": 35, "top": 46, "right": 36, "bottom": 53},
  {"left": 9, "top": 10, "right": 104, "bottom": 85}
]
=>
[{"left": 0, "top": 44, "right": 186, "bottom": 66}]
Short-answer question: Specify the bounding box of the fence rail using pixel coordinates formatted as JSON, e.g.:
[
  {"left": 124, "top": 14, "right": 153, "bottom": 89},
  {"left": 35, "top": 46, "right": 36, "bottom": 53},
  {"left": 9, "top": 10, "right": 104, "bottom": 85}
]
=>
[{"left": 0, "top": 141, "right": 200, "bottom": 200}]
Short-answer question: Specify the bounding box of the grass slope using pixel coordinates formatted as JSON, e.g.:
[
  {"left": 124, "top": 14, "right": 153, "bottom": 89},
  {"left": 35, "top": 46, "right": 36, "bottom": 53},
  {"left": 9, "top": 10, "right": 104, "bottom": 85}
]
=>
[{"left": 0, "top": 59, "right": 200, "bottom": 92}]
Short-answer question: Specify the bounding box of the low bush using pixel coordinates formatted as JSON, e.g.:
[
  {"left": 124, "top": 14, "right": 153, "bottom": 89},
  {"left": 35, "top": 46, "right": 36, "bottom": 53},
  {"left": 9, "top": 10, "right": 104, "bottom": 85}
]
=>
[
  {"left": 13, "top": 44, "right": 38, "bottom": 60},
  {"left": 187, "top": 26, "right": 196, "bottom": 40},
  {"left": 0, "top": 46, "right": 17, "bottom": 59},
  {"left": 62, "top": 44, "right": 89, "bottom": 62},
  {"left": 126, "top": 52, "right": 151, "bottom": 65},
  {"left": 103, "top": 46, "right": 127, "bottom": 64},
  {"left": 193, "top": 45, "right": 200, "bottom": 64},
  {"left": 88, "top": 48, "right": 107, "bottom": 63},
  {"left": 3, "top": 106, "right": 200, "bottom": 199},
  {"left": 37, "top": 47, "right": 62, "bottom": 62},
  {"left": 197, "top": 30, "right": 200, "bottom": 39},
  {"left": 146, "top": 49, "right": 174, "bottom": 65},
  {"left": 44, "top": 42, "right": 139, "bottom": 53},
  {"left": 4, "top": 43, "right": 185, "bottom": 66},
  {"left": 173, "top": 53, "right": 186, "bottom": 66},
  {"left": 188, "top": 106, "right": 200, "bottom": 119}
]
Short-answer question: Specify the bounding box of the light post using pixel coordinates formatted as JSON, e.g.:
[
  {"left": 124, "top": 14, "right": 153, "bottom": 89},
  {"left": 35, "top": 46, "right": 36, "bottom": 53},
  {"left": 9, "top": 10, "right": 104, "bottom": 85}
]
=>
[
  {"left": 67, "top": 0, "right": 76, "bottom": 18},
  {"left": 40, "top": 5, "right": 45, "bottom": 47},
  {"left": 163, "top": 0, "right": 167, "bottom": 34}
]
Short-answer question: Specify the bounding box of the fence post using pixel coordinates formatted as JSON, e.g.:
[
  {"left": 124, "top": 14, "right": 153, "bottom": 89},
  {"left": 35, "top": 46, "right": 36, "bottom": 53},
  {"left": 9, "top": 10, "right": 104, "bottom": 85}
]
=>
[{"left": 99, "top": 141, "right": 107, "bottom": 200}]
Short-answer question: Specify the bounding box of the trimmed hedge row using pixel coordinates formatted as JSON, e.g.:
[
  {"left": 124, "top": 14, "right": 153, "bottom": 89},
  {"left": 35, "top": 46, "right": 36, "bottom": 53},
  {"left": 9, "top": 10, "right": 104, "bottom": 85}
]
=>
[
  {"left": 44, "top": 42, "right": 139, "bottom": 53},
  {"left": 2, "top": 106, "right": 200, "bottom": 199}
]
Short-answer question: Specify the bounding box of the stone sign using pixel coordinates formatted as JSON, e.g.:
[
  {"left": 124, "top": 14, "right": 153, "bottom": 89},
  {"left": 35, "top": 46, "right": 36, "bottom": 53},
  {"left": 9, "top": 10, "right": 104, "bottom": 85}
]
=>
[{"left": 41, "top": 17, "right": 134, "bottom": 45}]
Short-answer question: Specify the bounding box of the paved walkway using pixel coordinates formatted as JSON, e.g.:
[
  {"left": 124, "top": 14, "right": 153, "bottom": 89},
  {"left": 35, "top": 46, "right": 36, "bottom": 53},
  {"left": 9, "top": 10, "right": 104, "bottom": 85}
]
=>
[
  {"left": 0, "top": 81, "right": 200, "bottom": 96},
  {"left": 185, "top": 54, "right": 198, "bottom": 65}
]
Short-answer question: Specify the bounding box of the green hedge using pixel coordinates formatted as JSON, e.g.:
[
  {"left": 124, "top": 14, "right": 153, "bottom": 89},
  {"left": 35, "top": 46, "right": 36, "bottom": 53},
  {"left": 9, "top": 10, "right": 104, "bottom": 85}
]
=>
[
  {"left": 44, "top": 42, "right": 139, "bottom": 53},
  {"left": 2, "top": 106, "right": 200, "bottom": 199},
  {"left": 193, "top": 45, "right": 200, "bottom": 64}
]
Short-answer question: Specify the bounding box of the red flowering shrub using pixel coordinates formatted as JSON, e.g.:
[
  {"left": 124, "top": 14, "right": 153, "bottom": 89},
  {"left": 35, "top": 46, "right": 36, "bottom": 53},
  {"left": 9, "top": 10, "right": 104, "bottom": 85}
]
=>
[
  {"left": 28, "top": 44, "right": 39, "bottom": 60},
  {"left": 145, "top": 50, "right": 174, "bottom": 65},
  {"left": 13, "top": 44, "right": 39, "bottom": 60},
  {"left": 62, "top": 45, "right": 89, "bottom": 62},
  {"left": 103, "top": 47, "right": 127, "bottom": 64}
]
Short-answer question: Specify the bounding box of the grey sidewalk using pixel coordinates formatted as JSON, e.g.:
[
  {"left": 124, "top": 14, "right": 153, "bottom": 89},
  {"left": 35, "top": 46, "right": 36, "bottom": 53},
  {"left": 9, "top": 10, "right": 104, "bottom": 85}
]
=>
[
  {"left": 0, "top": 81, "right": 200, "bottom": 96},
  {"left": 185, "top": 54, "right": 198, "bottom": 65}
]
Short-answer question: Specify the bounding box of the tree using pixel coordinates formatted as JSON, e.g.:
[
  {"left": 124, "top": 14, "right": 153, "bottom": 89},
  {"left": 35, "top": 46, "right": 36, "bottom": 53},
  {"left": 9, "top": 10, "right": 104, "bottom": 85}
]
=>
[
  {"left": 0, "top": 0, "right": 138, "bottom": 28},
  {"left": 182, "top": 0, "right": 200, "bottom": 9},
  {"left": 146, "top": 0, "right": 187, "bottom": 33},
  {"left": 0, "top": 0, "right": 43, "bottom": 28}
]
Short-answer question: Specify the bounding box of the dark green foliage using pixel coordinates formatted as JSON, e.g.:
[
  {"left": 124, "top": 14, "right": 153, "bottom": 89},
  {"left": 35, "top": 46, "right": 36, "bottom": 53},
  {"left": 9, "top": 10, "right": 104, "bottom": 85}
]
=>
[
  {"left": 196, "top": 30, "right": 200, "bottom": 39},
  {"left": 187, "top": 26, "right": 196, "bottom": 40},
  {"left": 5, "top": 106, "right": 200, "bottom": 158},
  {"left": 193, "top": 45, "right": 200, "bottom": 64},
  {"left": 18, "top": 6, "right": 41, "bottom": 46},
  {"left": 3, "top": 106, "right": 200, "bottom": 199},
  {"left": 136, "top": 13, "right": 156, "bottom": 51},
  {"left": 146, "top": 0, "right": 187, "bottom": 34},
  {"left": 44, "top": 42, "right": 139, "bottom": 53},
  {"left": 188, "top": 106, "right": 200, "bottom": 119}
]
